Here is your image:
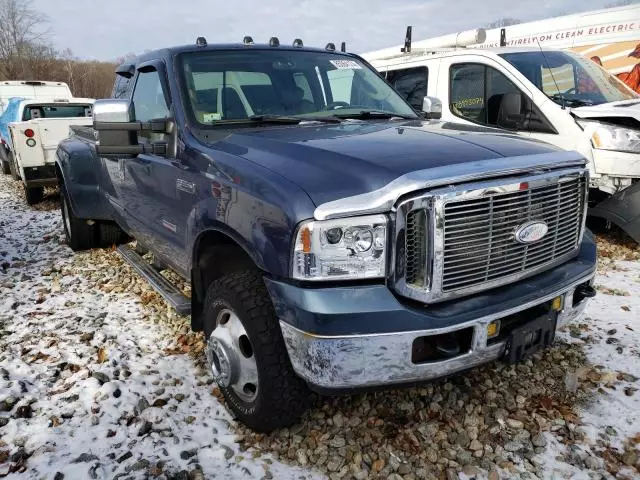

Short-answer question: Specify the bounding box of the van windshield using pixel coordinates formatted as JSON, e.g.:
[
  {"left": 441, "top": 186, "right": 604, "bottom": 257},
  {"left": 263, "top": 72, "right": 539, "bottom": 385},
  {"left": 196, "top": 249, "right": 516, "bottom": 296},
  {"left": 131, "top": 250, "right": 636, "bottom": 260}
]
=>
[
  {"left": 179, "top": 49, "right": 418, "bottom": 125},
  {"left": 500, "top": 51, "right": 638, "bottom": 107},
  {"left": 22, "top": 104, "right": 93, "bottom": 121}
]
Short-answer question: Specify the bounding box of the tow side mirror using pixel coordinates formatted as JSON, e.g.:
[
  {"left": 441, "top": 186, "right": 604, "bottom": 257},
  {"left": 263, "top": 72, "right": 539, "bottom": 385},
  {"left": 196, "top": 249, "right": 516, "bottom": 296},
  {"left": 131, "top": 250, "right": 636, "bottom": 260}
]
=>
[
  {"left": 421, "top": 96, "right": 442, "bottom": 120},
  {"left": 93, "top": 99, "right": 169, "bottom": 156},
  {"left": 497, "top": 93, "right": 525, "bottom": 130}
]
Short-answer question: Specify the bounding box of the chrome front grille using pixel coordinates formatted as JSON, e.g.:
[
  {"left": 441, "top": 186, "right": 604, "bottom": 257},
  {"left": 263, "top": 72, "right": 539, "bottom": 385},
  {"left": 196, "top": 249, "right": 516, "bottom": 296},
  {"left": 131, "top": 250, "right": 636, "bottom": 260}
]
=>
[
  {"left": 405, "top": 209, "right": 427, "bottom": 286},
  {"left": 442, "top": 176, "right": 585, "bottom": 292},
  {"left": 394, "top": 169, "right": 588, "bottom": 304}
]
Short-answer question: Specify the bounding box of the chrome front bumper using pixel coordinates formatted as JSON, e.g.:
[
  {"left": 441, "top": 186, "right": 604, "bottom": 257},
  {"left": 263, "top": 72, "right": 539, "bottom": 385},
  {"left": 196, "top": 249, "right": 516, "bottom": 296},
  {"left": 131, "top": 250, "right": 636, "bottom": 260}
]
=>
[{"left": 280, "top": 273, "right": 594, "bottom": 390}]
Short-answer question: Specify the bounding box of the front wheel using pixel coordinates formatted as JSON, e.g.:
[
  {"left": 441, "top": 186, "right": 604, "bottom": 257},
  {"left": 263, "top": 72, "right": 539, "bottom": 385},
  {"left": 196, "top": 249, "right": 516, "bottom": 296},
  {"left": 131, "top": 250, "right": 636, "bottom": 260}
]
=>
[{"left": 203, "top": 270, "right": 310, "bottom": 432}]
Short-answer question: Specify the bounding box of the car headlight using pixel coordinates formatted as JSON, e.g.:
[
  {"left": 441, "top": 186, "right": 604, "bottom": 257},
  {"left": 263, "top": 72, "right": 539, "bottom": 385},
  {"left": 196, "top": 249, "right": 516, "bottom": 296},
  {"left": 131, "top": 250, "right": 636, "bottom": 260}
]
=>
[
  {"left": 292, "top": 214, "right": 387, "bottom": 281},
  {"left": 577, "top": 119, "right": 640, "bottom": 153}
]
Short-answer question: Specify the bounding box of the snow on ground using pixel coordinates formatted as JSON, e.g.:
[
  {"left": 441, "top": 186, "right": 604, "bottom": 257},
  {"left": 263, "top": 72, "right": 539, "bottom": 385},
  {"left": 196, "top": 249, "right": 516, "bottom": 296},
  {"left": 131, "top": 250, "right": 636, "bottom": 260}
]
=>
[
  {"left": 0, "top": 179, "right": 317, "bottom": 479},
  {"left": 1, "top": 171, "right": 639, "bottom": 480}
]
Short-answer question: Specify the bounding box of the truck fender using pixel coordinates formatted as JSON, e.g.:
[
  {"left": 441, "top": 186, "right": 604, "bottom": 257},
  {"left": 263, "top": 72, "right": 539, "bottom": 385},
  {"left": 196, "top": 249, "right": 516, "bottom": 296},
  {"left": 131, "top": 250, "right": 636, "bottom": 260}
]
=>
[
  {"left": 56, "top": 138, "right": 112, "bottom": 221},
  {"left": 589, "top": 181, "right": 640, "bottom": 243}
]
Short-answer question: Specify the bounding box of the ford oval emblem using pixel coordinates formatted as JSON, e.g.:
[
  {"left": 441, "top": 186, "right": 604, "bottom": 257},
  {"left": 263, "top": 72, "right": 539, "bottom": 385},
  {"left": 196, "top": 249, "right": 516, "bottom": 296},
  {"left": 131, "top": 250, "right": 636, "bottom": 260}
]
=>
[{"left": 514, "top": 221, "right": 548, "bottom": 244}]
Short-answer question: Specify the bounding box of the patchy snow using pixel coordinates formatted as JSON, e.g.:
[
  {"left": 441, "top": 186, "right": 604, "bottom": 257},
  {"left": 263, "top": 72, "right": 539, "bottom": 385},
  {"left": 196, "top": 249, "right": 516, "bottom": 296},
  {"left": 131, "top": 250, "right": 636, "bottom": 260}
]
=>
[
  {"left": 0, "top": 179, "right": 318, "bottom": 479},
  {"left": 1, "top": 172, "right": 639, "bottom": 480}
]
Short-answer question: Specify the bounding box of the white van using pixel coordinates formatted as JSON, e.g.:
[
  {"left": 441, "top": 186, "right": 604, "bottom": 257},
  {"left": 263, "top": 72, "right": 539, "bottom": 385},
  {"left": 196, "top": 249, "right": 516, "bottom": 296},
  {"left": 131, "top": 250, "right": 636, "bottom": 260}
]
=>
[
  {"left": 364, "top": 32, "right": 640, "bottom": 243},
  {"left": 0, "top": 81, "right": 73, "bottom": 114}
]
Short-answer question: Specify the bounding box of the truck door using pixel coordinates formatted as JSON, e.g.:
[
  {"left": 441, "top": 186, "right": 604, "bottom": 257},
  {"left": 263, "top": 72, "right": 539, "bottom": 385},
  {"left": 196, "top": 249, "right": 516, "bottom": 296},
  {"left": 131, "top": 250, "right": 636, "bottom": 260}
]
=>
[
  {"left": 438, "top": 56, "right": 555, "bottom": 138},
  {"left": 123, "top": 62, "right": 192, "bottom": 275}
]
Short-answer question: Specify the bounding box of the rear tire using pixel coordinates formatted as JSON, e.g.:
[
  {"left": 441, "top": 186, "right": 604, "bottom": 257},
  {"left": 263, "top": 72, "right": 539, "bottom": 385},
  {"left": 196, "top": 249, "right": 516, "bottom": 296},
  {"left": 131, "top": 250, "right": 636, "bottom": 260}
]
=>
[
  {"left": 203, "top": 270, "right": 310, "bottom": 432},
  {"left": 25, "top": 186, "right": 44, "bottom": 205},
  {"left": 8, "top": 153, "right": 20, "bottom": 181},
  {"left": 60, "top": 183, "right": 99, "bottom": 251},
  {"left": 1, "top": 159, "right": 9, "bottom": 175}
]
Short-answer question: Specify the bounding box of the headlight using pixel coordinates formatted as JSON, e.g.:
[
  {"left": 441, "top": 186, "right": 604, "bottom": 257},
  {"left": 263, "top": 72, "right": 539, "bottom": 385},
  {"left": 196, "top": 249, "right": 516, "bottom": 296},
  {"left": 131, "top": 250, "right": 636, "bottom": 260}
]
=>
[
  {"left": 577, "top": 119, "right": 640, "bottom": 153},
  {"left": 292, "top": 214, "right": 387, "bottom": 281}
]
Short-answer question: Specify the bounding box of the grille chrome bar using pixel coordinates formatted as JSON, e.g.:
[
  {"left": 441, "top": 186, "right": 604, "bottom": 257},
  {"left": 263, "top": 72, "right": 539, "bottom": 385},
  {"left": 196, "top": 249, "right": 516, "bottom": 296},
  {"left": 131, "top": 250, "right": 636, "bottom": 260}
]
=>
[{"left": 392, "top": 168, "right": 588, "bottom": 304}]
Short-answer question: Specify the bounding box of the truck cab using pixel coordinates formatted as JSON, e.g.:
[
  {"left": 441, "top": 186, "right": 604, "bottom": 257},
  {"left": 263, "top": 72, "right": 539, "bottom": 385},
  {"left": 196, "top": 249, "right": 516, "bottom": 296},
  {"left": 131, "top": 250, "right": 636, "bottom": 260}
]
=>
[{"left": 365, "top": 40, "right": 640, "bottom": 243}]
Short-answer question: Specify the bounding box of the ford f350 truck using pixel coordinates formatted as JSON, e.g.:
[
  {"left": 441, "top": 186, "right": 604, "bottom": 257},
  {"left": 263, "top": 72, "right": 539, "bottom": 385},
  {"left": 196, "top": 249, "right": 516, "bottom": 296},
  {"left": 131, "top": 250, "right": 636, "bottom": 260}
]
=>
[{"left": 56, "top": 37, "right": 597, "bottom": 432}]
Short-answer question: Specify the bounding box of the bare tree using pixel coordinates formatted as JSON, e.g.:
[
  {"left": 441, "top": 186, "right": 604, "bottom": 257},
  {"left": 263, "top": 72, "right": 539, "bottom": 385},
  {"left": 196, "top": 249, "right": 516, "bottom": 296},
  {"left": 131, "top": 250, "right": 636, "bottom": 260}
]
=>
[
  {"left": 0, "top": 0, "right": 50, "bottom": 78},
  {"left": 484, "top": 18, "right": 522, "bottom": 29}
]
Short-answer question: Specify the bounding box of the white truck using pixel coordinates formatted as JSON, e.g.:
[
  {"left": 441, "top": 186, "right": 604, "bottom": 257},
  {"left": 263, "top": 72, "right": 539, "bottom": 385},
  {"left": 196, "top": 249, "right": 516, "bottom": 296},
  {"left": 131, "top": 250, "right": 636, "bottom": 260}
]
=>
[
  {"left": 5, "top": 99, "right": 94, "bottom": 204},
  {"left": 0, "top": 80, "right": 72, "bottom": 114},
  {"left": 363, "top": 28, "right": 640, "bottom": 243}
]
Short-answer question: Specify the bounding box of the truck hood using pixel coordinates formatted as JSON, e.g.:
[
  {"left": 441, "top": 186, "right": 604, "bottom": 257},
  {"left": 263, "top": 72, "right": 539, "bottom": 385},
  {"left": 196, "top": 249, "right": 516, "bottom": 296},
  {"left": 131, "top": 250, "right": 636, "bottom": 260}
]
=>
[
  {"left": 211, "top": 120, "right": 561, "bottom": 206},
  {"left": 571, "top": 99, "right": 640, "bottom": 121}
]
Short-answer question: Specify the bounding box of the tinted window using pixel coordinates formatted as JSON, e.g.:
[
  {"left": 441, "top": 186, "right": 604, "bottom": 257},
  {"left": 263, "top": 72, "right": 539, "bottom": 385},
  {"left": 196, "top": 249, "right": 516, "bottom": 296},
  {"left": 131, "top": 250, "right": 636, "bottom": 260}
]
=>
[
  {"left": 450, "top": 64, "right": 485, "bottom": 123},
  {"left": 132, "top": 70, "right": 170, "bottom": 122},
  {"left": 450, "top": 63, "right": 524, "bottom": 128},
  {"left": 386, "top": 67, "right": 428, "bottom": 111}
]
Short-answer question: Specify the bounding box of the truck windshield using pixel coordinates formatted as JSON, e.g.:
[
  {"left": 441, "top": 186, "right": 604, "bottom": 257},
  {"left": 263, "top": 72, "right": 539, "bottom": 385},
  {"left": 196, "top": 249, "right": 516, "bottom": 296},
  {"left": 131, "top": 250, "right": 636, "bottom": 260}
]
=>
[
  {"left": 500, "top": 51, "right": 638, "bottom": 107},
  {"left": 22, "top": 104, "right": 92, "bottom": 121},
  {"left": 179, "top": 50, "right": 418, "bottom": 125}
]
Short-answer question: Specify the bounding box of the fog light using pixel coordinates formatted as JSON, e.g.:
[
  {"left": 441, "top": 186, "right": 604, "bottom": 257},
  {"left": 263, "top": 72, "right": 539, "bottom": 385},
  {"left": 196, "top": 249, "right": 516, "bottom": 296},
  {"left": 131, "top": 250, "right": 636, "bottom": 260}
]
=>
[
  {"left": 487, "top": 320, "right": 500, "bottom": 339},
  {"left": 552, "top": 296, "right": 563, "bottom": 312}
]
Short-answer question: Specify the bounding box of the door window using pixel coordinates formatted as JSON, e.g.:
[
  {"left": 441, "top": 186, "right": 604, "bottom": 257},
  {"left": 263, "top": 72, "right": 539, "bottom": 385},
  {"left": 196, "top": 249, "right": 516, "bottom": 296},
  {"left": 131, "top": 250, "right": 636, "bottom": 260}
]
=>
[
  {"left": 132, "top": 70, "right": 170, "bottom": 122},
  {"left": 386, "top": 67, "right": 428, "bottom": 111},
  {"left": 450, "top": 63, "right": 529, "bottom": 129}
]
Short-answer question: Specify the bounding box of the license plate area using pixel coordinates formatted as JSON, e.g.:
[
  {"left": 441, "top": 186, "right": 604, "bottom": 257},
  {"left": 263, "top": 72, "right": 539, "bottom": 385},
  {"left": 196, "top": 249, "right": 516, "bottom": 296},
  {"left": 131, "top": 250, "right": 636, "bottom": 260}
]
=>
[{"left": 505, "top": 312, "right": 557, "bottom": 364}]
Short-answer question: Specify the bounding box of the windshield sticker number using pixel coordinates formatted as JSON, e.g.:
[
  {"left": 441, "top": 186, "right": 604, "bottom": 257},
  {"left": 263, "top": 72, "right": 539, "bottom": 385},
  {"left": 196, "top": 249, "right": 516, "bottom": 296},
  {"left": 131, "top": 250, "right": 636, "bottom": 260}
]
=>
[
  {"left": 330, "top": 60, "right": 362, "bottom": 70},
  {"left": 203, "top": 112, "right": 222, "bottom": 123}
]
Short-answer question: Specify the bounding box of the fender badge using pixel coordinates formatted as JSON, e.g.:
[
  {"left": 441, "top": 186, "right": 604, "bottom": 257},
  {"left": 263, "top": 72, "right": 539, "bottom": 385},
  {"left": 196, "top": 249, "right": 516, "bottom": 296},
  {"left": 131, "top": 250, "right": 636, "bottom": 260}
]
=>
[{"left": 514, "top": 221, "right": 548, "bottom": 244}]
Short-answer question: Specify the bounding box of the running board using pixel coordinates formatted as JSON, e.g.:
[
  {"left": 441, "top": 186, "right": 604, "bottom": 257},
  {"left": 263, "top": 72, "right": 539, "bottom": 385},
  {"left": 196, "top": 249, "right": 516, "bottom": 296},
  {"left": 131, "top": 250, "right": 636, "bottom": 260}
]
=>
[{"left": 117, "top": 245, "right": 191, "bottom": 316}]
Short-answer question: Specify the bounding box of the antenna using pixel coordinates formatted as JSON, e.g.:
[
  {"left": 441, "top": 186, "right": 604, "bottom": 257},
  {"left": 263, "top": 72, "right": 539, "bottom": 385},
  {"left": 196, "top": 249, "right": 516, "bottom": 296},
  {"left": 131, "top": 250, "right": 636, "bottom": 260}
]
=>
[
  {"left": 536, "top": 38, "right": 565, "bottom": 110},
  {"left": 500, "top": 28, "right": 506, "bottom": 47},
  {"left": 401, "top": 26, "right": 412, "bottom": 53}
]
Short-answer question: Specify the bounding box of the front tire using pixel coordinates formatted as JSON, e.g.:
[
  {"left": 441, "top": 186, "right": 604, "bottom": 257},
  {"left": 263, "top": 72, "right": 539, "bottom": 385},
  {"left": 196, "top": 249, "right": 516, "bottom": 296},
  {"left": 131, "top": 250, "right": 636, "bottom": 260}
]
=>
[
  {"left": 25, "top": 186, "right": 44, "bottom": 205},
  {"left": 60, "top": 183, "right": 99, "bottom": 251},
  {"left": 203, "top": 270, "right": 310, "bottom": 432}
]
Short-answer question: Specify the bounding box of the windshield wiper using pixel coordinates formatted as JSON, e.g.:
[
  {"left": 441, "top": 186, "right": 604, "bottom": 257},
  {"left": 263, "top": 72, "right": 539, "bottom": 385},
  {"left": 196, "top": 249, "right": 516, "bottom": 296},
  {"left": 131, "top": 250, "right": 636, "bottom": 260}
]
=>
[
  {"left": 332, "top": 110, "right": 415, "bottom": 120},
  {"left": 247, "top": 114, "right": 342, "bottom": 124},
  {"left": 548, "top": 95, "right": 594, "bottom": 107}
]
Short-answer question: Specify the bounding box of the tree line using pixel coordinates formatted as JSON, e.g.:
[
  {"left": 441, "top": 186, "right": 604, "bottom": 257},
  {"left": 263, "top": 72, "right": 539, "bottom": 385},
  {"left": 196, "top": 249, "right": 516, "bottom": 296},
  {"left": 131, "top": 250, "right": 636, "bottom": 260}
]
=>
[{"left": 0, "top": 0, "right": 119, "bottom": 99}]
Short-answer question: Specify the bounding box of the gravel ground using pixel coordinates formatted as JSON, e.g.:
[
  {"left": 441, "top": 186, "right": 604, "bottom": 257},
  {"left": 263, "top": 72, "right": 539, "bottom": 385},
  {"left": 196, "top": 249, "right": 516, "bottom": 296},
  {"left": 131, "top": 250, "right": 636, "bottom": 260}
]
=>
[{"left": 1, "top": 175, "right": 639, "bottom": 480}]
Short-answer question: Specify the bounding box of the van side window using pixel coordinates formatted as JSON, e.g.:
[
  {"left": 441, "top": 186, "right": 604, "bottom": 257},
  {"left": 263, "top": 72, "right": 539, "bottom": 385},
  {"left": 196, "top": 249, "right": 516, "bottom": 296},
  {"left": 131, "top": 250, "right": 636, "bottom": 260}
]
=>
[
  {"left": 386, "top": 67, "right": 428, "bottom": 111},
  {"left": 450, "top": 63, "right": 555, "bottom": 133}
]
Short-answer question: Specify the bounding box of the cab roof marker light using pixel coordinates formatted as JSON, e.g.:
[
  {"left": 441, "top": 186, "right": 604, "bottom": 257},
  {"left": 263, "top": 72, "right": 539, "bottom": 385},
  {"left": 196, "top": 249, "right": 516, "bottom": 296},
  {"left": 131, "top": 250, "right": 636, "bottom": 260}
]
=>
[
  {"left": 196, "top": 36, "right": 207, "bottom": 47},
  {"left": 243, "top": 36, "right": 254, "bottom": 45},
  {"left": 325, "top": 43, "right": 336, "bottom": 51},
  {"left": 340, "top": 42, "right": 346, "bottom": 52},
  {"left": 293, "top": 38, "right": 303, "bottom": 47},
  {"left": 269, "top": 37, "right": 280, "bottom": 47}
]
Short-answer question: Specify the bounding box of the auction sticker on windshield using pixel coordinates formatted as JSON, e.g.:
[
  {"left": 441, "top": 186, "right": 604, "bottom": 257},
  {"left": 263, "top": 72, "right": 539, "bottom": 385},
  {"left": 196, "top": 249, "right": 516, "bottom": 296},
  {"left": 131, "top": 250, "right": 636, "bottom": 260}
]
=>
[{"left": 330, "top": 60, "right": 362, "bottom": 70}]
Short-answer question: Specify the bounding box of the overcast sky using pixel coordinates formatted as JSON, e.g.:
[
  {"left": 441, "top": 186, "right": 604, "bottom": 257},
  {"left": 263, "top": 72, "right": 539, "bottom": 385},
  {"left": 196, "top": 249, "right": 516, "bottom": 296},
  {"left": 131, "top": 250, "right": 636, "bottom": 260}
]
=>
[{"left": 32, "top": 0, "right": 624, "bottom": 61}]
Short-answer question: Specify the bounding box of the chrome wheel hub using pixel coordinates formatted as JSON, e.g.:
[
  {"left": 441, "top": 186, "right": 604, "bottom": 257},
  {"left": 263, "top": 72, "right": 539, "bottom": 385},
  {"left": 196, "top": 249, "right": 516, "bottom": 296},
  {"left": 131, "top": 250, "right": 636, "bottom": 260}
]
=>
[{"left": 207, "top": 309, "right": 259, "bottom": 402}]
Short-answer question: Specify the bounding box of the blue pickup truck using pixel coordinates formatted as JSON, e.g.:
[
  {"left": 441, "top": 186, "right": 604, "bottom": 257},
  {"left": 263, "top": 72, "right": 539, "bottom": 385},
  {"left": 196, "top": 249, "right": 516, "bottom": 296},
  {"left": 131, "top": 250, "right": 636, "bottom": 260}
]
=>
[{"left": 56, "top": 36, "right": 597, "bottom": 432}]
